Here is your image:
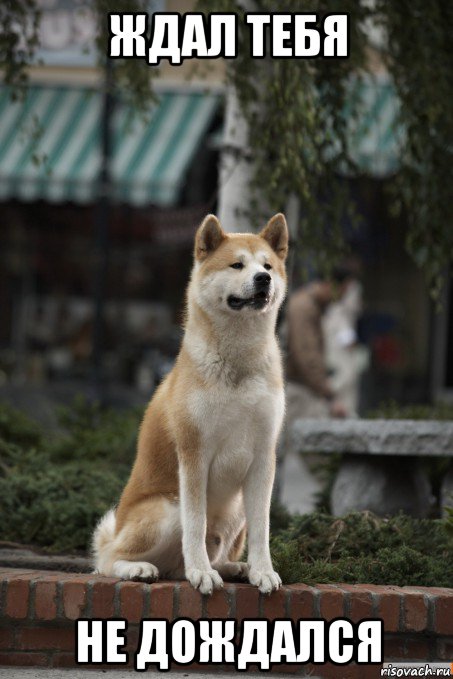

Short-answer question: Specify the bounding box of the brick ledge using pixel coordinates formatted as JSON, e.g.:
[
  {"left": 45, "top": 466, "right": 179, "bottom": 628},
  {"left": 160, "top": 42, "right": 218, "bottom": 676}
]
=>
[{"left": 0, "top": 568, "right": 452, "bottom": 676}]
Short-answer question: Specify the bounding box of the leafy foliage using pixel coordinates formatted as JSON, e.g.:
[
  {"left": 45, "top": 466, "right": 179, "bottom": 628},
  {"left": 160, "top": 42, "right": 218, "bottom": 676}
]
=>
[
  {"left": 199, "top": 0, "right": 369, "bottom": 276},
  {"left": 0, "top": 0, "right": 40, "bottom": 92},
  {"left": 199, "top": 0, "right": 453, "bottom": 291},
  {"left": 444, "top": 507, "right": 453, "bottom": 540},
  {"left": 93, "top": 0, "right": 158, "bottom": 112},
  {"left": 0, "top": 441, "right": 124, "bottom": 552},
  {"left": 374, "top": 1, "right": 453, "bottom": 298},
  {"left": 0, "top": 0, "right": 156, "bottom": 111}
]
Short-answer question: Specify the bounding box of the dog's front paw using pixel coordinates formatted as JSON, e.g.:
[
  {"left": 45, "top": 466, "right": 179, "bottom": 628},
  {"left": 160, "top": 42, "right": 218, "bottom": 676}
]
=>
[
  {"left": 218, "top": 561, "right": 249, "bottom": 580},
  {"left": 248, "top": 567, "right": 282, "bottom": 594},
  {"left": 186, "top": 568, "right": 223, "bottom": 595},
  {"left": 113, "top": 560, "right": 159, "bottom": 582}
]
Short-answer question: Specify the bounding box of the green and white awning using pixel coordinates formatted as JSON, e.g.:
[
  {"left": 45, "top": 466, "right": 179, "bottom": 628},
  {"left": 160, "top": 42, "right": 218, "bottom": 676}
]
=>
[
  {"left": 345, "top": 74, "right": 403, "bottom": 177},
  {"left": 0, "top": 86, "right": 220, "bottom": 206},
  {"left": 0, "top": 76, "right": 402, "bottom": 206}
]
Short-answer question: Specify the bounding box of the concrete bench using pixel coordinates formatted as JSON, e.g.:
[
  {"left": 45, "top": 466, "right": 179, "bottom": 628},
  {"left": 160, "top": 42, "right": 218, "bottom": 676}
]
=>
[{"left": 291, "top": 419, "right": 453, "bottom": 517}]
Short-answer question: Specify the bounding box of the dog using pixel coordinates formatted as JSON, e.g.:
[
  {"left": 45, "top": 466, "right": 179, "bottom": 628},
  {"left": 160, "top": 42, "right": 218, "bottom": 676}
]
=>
[{"left": 92, "top": 212, "right": 288, "bottom": 595}]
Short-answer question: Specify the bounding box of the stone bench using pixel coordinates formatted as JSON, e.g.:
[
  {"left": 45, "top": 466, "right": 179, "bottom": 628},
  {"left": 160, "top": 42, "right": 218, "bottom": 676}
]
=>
[{"left": 291, "top": 419, "right": 453, "bottom": 517}]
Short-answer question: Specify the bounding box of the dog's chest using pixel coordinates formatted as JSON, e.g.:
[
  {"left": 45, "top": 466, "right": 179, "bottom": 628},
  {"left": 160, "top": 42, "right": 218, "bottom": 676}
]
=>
[
  {"left": 189, "top": 374, "right": 278, "bottom": 440},
  {"left": 188, "top": 376, "right": 283, "bottom": 499}
]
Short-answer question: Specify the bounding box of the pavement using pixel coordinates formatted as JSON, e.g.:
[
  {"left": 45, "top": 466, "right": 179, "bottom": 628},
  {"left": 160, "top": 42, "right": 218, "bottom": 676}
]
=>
[
  {"left": 0, "top": 546, "right": 91, "bottom": 572},
  {"left": 0, "top": 670, "right": 312, "bottom": 678}
]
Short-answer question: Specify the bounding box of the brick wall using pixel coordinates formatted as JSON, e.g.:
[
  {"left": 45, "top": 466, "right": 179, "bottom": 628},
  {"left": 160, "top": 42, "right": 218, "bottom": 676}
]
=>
[{"left": 0, "top": 568, "right": 452, "bottom": 677}]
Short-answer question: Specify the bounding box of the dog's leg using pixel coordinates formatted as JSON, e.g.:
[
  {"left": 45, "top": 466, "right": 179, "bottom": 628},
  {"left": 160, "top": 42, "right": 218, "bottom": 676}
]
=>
[
  {"left": 228, "top": 524, "right": 247, "bottom": 562},
  {"left": 214, "top": 525, "right": 249, "bottom": 580},
  {"left": 243, "top": 446, "right": 282, "bottom": 594},
  {"left": 179, "top": 459, "right": 223, "bottom": 595},
  {"left": 206, "top": 530, "right": 247, "bottom": 579}
]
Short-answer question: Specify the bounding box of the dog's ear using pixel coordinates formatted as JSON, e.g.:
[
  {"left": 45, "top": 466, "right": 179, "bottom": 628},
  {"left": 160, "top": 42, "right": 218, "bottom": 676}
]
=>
[
  {"left": 259, "top": 213, "right": 289, "bottom": 260},
  {"left": 195, "top": 214, "right": 226, "bottom": 261}
]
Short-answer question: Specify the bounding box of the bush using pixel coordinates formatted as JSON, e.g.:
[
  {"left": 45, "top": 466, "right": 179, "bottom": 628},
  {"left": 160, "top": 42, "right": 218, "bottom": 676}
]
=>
[
  {"left": 49, "top": 396, "right": 139, "bottom": 464},
  {"left": 270, "top": 511, "right": 453, "bottom": 587},
  {"left": 0, "top": 402, "right": 43, "bottom": 448},
  {"left": 367, "top": 400, "right": 453, "bottom": 421},
  {"left": 0, "top": 399, "right": 140, "bottom": 552}
]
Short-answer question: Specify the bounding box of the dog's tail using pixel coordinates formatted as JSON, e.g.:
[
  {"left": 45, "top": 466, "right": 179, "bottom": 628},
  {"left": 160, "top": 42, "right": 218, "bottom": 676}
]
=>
[{"left": 91, "top": 508, "right": 116, "bottom": 574}]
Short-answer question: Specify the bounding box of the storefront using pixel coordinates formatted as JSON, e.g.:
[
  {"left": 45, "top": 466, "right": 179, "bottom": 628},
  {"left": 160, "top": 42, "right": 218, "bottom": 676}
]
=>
[{"left": 0, "top": 83, "right": 222, "bottom": 389}]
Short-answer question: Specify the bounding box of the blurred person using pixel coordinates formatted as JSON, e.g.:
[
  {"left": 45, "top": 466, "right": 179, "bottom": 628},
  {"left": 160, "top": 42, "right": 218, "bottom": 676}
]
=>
[
  {"left": 323, "top": 279, "right": 369, "bottom": 416},
  {"left": 285, "top": 269, "right": 353, "bottom": 423},
  {"left": 274, "top": 268, "right": 353, "bottom": 509}
]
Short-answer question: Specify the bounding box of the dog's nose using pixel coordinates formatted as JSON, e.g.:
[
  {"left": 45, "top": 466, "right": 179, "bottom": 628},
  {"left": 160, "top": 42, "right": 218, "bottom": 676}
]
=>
[{"left": 254, "top": 272, "right": 271, "bottom": 288}]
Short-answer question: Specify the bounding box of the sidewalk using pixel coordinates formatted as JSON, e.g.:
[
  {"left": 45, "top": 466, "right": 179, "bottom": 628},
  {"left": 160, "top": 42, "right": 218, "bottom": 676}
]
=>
[{"left": 0, "top": 670, "right": 305, "bottom": 678}]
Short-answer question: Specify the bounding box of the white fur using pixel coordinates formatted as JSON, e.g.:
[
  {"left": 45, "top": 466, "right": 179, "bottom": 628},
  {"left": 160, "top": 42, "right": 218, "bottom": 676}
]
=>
[
  {"left": 92, "top": 508, "right": 116, "bottom": 574},
  {"left": 112, "top": 560, "right": 159, "bottom": 581}
]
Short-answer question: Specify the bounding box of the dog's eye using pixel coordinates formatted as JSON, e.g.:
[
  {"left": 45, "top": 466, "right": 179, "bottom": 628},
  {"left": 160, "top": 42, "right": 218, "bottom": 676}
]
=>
[
  {"left": 264, "top": 263, "right": 272, "bottom": 271},
  {"left": 230, "top": 262, "right": 244, "bottom": 270}
]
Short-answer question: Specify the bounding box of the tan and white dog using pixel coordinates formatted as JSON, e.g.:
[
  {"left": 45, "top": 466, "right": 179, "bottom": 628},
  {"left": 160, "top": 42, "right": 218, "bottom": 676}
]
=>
[{"left": 93, "top": 213, "right": 288, "bottom": 595}]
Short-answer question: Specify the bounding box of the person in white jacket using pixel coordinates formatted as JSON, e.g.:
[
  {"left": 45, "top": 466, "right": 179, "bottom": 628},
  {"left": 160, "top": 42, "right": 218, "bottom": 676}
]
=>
[{"left": 323, "top": 279, "right": 369, "bottom": 417}]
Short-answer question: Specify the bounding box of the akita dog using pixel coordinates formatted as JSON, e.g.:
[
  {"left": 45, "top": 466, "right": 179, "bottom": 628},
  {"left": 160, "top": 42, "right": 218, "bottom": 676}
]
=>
[{"left": 93, "top": 213, "right": 288, "bottom": 595}]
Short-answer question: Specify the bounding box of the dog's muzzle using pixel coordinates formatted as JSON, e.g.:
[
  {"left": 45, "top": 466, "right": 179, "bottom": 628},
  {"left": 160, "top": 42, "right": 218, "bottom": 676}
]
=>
[{"left": 227, "top": 273, "right": 272, "bottom": 310}]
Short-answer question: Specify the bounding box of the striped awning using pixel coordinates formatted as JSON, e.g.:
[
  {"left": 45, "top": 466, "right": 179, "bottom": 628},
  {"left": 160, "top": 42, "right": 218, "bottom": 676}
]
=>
[
  {"left": 0, "top": 86, "right": 220, "bottom": 206},
  {"left": 345, "top": 74, "right": 403, "bottom": 177}
]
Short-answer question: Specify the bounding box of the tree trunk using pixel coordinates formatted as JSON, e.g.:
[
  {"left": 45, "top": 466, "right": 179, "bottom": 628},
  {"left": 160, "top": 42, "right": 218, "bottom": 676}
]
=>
[{"left": 217, "top": 85, "right": 256, "bottom": 233}]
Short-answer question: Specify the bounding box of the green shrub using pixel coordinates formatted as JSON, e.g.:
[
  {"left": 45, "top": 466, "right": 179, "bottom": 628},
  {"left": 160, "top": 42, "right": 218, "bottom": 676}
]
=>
[
  {"left": 49, "top": 396, "right": 140, "bottom": 465},
  {"left": 0, "top": 399, "right": 140, "bottom": 552},
  {"left": 367, "top": 400, "right": 453, "bottom": 421},
  {"left": 270, "top": 511, "right": 453, "bottom": 587},
  {"left": 0, "top": 402, "right": 43, "bottom": 448},
  {"left": 0, "top": 442, "right": 125, "bottom": 552}
]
